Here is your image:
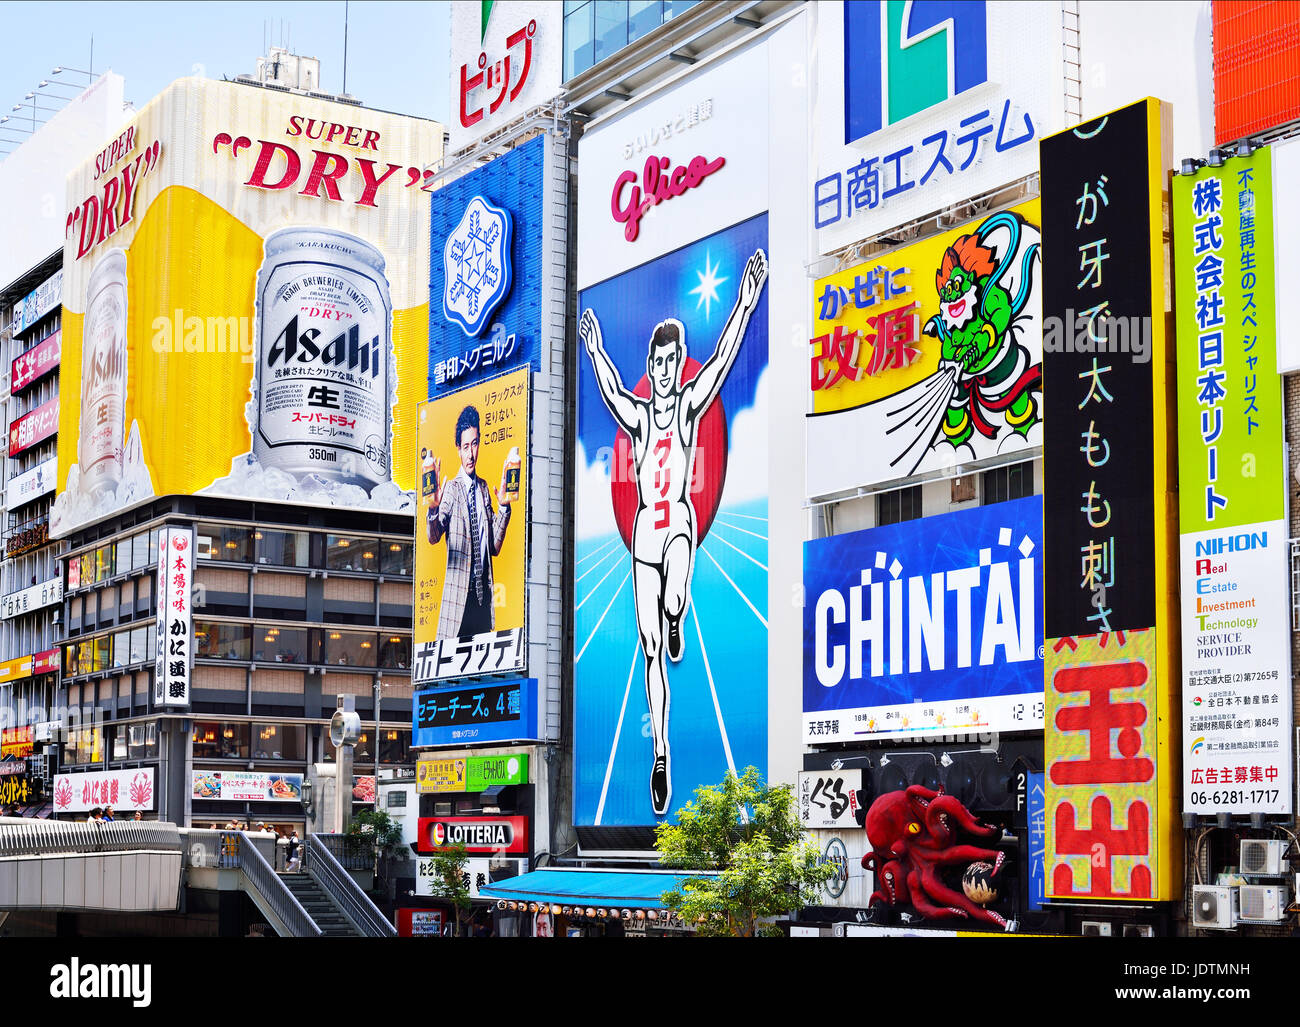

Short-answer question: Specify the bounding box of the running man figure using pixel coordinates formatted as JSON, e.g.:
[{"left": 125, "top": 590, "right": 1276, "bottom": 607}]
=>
[{"left": 579, "top": 248, "right": 768, "bottom": 815}]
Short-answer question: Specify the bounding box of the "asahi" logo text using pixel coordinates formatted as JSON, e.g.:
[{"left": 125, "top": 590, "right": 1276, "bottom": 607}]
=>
[{"left": 267, "top": 317, "right": 381, "bottom": 378}]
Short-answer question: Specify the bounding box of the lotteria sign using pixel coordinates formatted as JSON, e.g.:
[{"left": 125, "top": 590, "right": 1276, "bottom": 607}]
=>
[
  {"left": 803, "top": 496, "right": 1044, "bottom": 742},
  {"left": 417, "top": 815, "right": 529, "bottom": 854}
]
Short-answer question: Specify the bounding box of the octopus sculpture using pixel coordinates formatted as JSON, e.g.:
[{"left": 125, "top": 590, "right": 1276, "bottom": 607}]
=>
[{"left": 862, "top": 784, "right": 1011, "bottom": 929}]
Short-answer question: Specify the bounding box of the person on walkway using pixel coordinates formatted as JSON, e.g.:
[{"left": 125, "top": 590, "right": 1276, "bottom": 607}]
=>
[{"left": 285, "top": 829, "right": 302, "bottom": 872}]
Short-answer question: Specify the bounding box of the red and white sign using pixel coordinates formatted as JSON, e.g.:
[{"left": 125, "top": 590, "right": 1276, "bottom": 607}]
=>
[
  {"left": 10, "top": 331, "right": 61, "bottom": 392},
  {"left": 154, "top": 526, "right": 194, "bottom": 707},
  {"left": 8, "top": 398, "right": 59, "bottom": 457},
  {"left": 1, "top": 725, "right": 34, "bottom": 759},
  {"left": 417, "top": 815, "right": 529, "bottom": 854},
  {"left": 53, "top": 768, "right": 155, "bottom": 812},
  {"left": 33, "top": 648, "right": 59, "bottom": 675},
  {"left": 448, "top": 1, "right": 562, "bottom": 152}
]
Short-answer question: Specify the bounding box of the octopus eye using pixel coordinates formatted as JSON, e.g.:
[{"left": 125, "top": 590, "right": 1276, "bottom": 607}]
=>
[{"left": 907, "top": 822, "right": 920, "bottom": 834}]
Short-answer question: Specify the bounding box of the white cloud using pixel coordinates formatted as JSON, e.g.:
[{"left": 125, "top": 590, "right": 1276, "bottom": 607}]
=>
[
  {"left": 717, "top": 365, "right": 770, "bottom": 506},
  {"left": 575, "top": 438, "right": 621, "bottom": 542}
]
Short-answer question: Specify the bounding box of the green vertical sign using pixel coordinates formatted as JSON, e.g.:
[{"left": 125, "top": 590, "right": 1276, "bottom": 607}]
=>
[{"left": 1174, "top": 150, "right": 1282, "bottom": 533}]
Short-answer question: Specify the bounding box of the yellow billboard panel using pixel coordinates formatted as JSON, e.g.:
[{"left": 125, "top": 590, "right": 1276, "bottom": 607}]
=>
[
  {"left": 1044, "top": 629, "right": 1178, "bottom": 901},
  {"left": 807, "top": 199, "right": 1042, "bottom": 495},
  {"left": 53, "top": 78, "right": 441, "bottom": 537},
  {"left": 413, "top": 368, "right": 528, "bottom": 683}
]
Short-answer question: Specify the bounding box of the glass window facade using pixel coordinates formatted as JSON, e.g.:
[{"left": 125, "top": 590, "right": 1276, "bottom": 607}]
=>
[
  {"left": 877, "top": 485, "right": 923, "bottom": 526},
  {"left": 563, "top": 0, "right": 699, "bottom": 80},
  {"left": 197, "top": 524, "right": 253, "bottom": 563},
  {"left": 326, "top": 535, "right": 379, "bottom": 573},
  {"left": 192, "top": 721, "right": 250, "bottom": 760},
  {"left": 253, "top": 626, "right": 313, "bottom": 664},
  {"left": 252, "top": 723, "right": 306, "bottom": 760},
  {"left": 982, "top": 462, "right": 1035, "bottom": 505},
  {"left": 255, "top": 529, "right": 310, "bottom": 567},
  {"left": 195, "top": 621, "right": 252, "bottom": 661}
]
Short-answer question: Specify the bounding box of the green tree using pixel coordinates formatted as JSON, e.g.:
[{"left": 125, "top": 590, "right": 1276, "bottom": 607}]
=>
[
  {"left": 344, "top": 808, "right": 405, "bottom": 858},
  {"left": 422, "top": 842, "right": 474, "bottom": 937},
  {"left": 655, "top": 766, "right": 835, "bottom": 938}
]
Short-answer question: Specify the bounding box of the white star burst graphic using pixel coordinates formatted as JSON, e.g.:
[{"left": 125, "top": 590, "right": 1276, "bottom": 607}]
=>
[{"left": 689, "top": 252, "right": 728, "bottom": 320}]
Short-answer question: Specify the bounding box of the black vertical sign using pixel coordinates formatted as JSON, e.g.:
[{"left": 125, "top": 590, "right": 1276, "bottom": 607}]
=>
[{"left": 1041, "top": 100, "right": 1160, "bottom": 638}]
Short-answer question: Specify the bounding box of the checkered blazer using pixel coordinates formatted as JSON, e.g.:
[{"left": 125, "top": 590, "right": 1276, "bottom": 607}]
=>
[{"left": 428, "top": 473, "right": 511, "bottom": 638}]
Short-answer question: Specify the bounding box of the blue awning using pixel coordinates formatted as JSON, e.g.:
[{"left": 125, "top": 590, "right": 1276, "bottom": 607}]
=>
[{"left": 480, "top": 869, "right": 713, "bottom": 909}]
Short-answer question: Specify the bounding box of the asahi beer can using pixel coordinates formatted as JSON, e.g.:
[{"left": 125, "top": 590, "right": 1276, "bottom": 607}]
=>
[
  {"left": 252, "top": 227, "right": 394, "bottom": 489},
  {"left": 79, "top": 248, "right": 129, "bottom": 498}
]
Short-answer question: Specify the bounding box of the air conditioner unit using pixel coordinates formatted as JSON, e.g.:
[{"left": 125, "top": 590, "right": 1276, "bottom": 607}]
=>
[
  {"left": 1192, "top": 886, "right": 1238, "bottom": 929},
  {"left": 1238, "top": 884, "right": 1287, "bottom": 923},
  {"left": 1240, "top": 839, "right": 1288, "bottom": 876},
  {"left": 1080, "top": 921, "right": 1111, "bottom": 937},
  {"left": 1122, "top": 924, "right": 1155, "bottom": 938}
]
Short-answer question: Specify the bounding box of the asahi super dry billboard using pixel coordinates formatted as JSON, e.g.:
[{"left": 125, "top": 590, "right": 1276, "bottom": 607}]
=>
[{"left": 53, "top": 78, "right": 441, "bottom": 537}]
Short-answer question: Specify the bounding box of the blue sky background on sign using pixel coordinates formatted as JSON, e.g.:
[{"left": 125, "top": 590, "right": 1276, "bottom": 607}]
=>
[
  {"left": 428, "top": 133, "right": 543, "bottom": 396},
  {"left": 803, "top": 495, "right": 1044, "bottom": 717},
  {"left": 574, "top": 213, "right": 769, "bottom": 827}
]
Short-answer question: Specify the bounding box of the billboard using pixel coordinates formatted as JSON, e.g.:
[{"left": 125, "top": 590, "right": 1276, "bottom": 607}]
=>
[
  {"left": 51, "top": 78, "right": 440, "bottom": 538},
  {"left": 416, "top": 752, "right": 529, "bottom": 793},
  {"left": 803, "top": 497, "right": 1044, "bottom": 743},
  {"left": 416, "top": 815, "right": 529, "bottom": 854},
  {"left": 1174, "top": 151, "right": 1291, "bottom": 816},
  {"left": 9, "top": 399, "right": 59, "bottom": 458},
  {"left": 806, "top": 200, "right": 1042, "bottom": 496},
  {"left": 428, "top": 135, "right": 549, "bottom": 395},
  {"left": 1041, "top": 99, "right": 1170, "bottom": 640},
  {"left": 412, "top": 367, "right": 528, "bottom": 683},
  {"left": 448, "top": 1, "right": 563, "bottom": 153},
  {"left": 574, "top": 213, "right": 770, "bottom": 825},
  {"left": 154, "top": 525, "right": 194, "bottom": 708},
  {"left": 413, "top": 678, "right": 538, "bottom": 748},
  {"left": 191, "top": 770, "right": 303, "bottom": 802},
  {"left": 1039, "top": 100, "right": 1179, "bottom": 902},
  {"left": 52, "top": 768, "right": 155, "bottom": 813},
  {"left": 11, "top": 330, "right": 61, "bottom": 392},
  {"left": 1044, "top": 630, "right": 1176, "bottom": 901},
  {"left": 814, "top": 1, "right": 1062, "bottom": 253},
  {"left": 1213, "top": 1, "right": 1300, "bottom": 146}
]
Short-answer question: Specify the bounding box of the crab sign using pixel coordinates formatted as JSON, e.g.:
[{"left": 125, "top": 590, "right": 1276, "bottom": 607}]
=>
[{"left": 862, "top": 784, "right": 1011, "bottom": 929}]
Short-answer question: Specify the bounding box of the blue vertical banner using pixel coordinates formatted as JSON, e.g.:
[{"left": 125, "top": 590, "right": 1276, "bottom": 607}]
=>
[
  {"left": 428, "top": 134, "right": 544, "bottom": 395},
  {"left": 1027, "top": 771, "right": 1046, "bottom": 912},
  {"left": 573, "top": 213, "right": 769, "bottom": 826}
]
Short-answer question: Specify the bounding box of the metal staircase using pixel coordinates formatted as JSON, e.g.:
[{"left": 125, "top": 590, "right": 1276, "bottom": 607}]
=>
[{"left": 277, "top": 872, "right": 359, "bottom": 936}]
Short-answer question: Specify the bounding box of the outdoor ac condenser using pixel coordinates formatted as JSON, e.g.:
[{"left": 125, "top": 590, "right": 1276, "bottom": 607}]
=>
[
  {"left": 1192, "top": 885, "right": 1238, "bottom": 929},
  {"left": 1237, "top": 884, "right": 1287, "bottom": 923},
  {"left": 1239, "top": 838, "right": 1288, "bottom": 876}
]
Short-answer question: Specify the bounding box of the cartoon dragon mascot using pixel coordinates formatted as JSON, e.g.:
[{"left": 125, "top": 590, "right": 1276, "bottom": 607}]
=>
[{"left": 924, "top": 211, "right": 1041, "bottom": 448}]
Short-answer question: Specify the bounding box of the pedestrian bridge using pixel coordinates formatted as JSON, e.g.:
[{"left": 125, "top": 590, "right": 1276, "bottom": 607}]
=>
[
  {"left": 0, "top": 818, "right": 393, "bottom": 937},
  {"left": 0, "top": 817, "right": 182, "bottom": 913}
]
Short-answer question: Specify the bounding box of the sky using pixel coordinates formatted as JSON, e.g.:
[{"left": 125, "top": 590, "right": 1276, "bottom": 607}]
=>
[{"left": 0, "top": 1, "right": 452, "bottom": 132}]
